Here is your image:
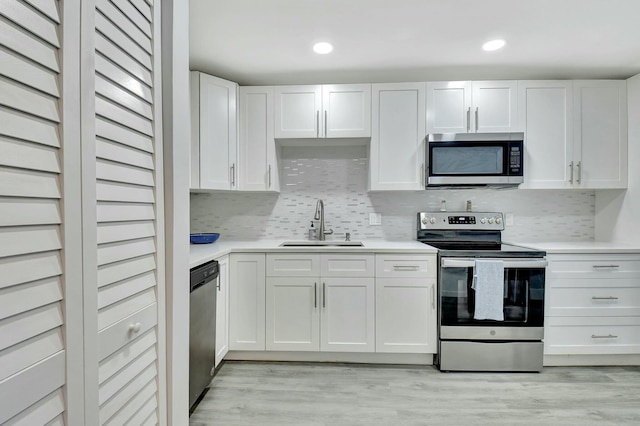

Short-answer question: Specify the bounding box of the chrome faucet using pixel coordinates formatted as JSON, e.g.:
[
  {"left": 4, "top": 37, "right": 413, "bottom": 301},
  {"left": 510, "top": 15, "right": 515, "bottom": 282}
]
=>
[{"left": 314, "top": 199, "right": 334, "bottom": 241}]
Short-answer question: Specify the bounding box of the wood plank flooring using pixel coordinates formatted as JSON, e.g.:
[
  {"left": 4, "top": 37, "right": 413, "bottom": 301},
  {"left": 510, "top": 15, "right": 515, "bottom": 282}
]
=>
[{"left": 190, "top": 361, "right": 640, "bottom": 425}]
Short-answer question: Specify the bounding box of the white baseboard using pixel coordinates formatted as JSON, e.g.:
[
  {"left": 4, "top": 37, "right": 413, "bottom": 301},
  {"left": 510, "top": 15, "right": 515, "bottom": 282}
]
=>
[
  {"left": 225, "top": 351, "right": 435, "bottom": 365},
  {"left": 544, "top": 354, "right": 640, "bottom": 366}
]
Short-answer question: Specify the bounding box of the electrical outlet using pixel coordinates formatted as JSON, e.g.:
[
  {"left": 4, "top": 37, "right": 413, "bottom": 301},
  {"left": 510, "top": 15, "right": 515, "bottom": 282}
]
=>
[
  {"left": 369, "top": 213, "right": 382, "bottom": 226},
  {"left": 505, "top": 213, "right": 514, "bottom": 226}
]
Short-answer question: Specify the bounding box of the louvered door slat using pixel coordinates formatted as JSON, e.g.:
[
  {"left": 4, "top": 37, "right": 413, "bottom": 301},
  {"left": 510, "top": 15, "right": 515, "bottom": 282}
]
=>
[
  {"left": 112, "top": 0, "right": 151, "bottom": 36},
  {"left": 0, "top": 137, "right": 60, "bottom": 172},
  {"left": 0, "top": 226, "right": 61, "bottom": 258},
  {"left": 97, "top": 203, "right": 155, "bottom": 222},
  {"left": 96, "top": 117, "right": 153, "bottom": 152},
  {"left": 96, "top": 138, "right": 154, "bottom": 169},
  {"left": 95, "top": 75, "right": 153, "bottom": 119},
  {"left": 98, "top": 288, "right": 155, "bottom": 330},
  {"left": 0, "top": 329, "right": 63, "bottom": 382},
  {"left": 0, "top": 19, "right": 58, "bottom": 72},
  {"left": 98, "top": 271, "right": 155, "bottom": 309},
  {"left": 0, "top": 303, "right": 62, "bottom": 352},
  {"left": 96, "top": 97, "right": 153, "bottom": 136},
  {"left": 0, "top": 277, "right": 62, "bottom": 321},
  {"left": 106, "top": 380, "right": 157, "bottom": 426},
  {"left": 95, "top": 34, "right": 152, "bottom": 86},
  {"left": 97, "top": 221, "right": 155, "bottom": 244},
  {"left": 0, "top": 1, "right": 59, "bottom": 47},
  {"left": 124, "top": 394, "right": 158, "bottom": 426},
  {"left": 96, "top": 0, "right": 151, "bottom": 53},
  {"left": 96, "top": 54, "right": 152, "bottom": 102},
  {"left": 97, "top": 159, "right": 154, "bottom": 185},
  {"left": 95, "top": 13, "right": 151, "bottom": 70},
  {"left": 97, "top": 255, "right": 156, "bottom": 288},
  {"left": 0, "top": 168, "right": 60, "bottom": 198},
  {"left": 2, "top": 388, "right": 64, "bottom": 426},
  {"left": 98, "top": 363, "right": 156, "bottom": 424},
  {"left": 97, "top": 181, "right": 155, "bottom": 203},
  {"left": 0, "top": 108, "right": 60, "bottom": 147},
  {"left": 97, "top": 238, "right": 155, "bottom": 266},
  {"left": 0, "top": 198, "right": 61, "bottom": 227},
  {"left": 0, "top": 78, "right": 59, "bottom": 122},
  {"left": 99, "top": 328, "right": 156, "bottom": 384},
  {"left": 0, "top": 252, "right": 61, "bottom": 290},
  {"left": 98, "top": 345, "right": 156, "bottom": 404},
  {"left": 23, "top": 0, "right": 60, "bottom": 23},
  {"left": 0, "top": 49, "right": 59, "bottom": 96},
  {"left": 129, "top": 0, "right": 151, "bottom": 22}
]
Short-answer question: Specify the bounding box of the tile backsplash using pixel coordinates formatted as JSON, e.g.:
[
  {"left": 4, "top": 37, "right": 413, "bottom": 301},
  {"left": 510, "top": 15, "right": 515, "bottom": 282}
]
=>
[{"left": 191, "top": 146, "right": 595, "bottom": 242}]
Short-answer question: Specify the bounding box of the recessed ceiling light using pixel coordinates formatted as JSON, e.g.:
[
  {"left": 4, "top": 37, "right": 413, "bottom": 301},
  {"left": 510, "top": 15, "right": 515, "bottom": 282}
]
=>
[
  {"left": 313, "top": 42, "right": 333, "bottom": 54},
  {"left": 482, "top": 39, "right": 506, "bottom": 51}
]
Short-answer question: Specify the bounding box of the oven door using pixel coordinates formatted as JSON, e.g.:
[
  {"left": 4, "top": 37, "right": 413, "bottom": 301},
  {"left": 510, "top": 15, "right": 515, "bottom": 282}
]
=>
[{"left": 439, "top": 257, "right": 546, "bottom": 340}]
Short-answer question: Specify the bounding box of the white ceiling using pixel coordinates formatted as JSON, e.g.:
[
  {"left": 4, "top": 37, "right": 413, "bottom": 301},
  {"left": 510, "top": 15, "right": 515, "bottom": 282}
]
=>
[{"left": 189, "top": 0, "right": 640, "bottom": 85}]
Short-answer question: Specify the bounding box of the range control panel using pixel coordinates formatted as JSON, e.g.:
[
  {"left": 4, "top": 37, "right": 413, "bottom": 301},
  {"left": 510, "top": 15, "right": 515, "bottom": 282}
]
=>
[{"left": 418, "top": 212, "right": 504, "bottom": 231}]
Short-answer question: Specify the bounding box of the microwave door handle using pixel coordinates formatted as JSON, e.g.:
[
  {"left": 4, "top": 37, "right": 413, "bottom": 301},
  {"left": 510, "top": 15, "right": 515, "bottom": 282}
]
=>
[{"left": 441, "top": 259, "right": 548, "bottom": 269}]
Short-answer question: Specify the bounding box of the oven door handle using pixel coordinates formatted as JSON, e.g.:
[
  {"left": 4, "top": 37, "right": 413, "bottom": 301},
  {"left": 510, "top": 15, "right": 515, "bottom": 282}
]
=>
[{"left": 440, "top": 258, "right": 548, "bottom": 269}]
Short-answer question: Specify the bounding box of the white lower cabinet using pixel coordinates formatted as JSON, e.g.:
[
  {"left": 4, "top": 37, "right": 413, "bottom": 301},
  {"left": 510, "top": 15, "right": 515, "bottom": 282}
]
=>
[
  {"left": 215, "top": 255, "right": 229, "bottom": 366},
  {"left": 375, "top": 254, "right": 438, "bottom": 354},
  {"left": 266, "top": 253, "right": 375, "bottom": 353},
  {"left": 544, "top": 253, "right": 640, "bottom": 358},
  {"left": 229, "top": 253, "right": 266, "bottom": 350}
]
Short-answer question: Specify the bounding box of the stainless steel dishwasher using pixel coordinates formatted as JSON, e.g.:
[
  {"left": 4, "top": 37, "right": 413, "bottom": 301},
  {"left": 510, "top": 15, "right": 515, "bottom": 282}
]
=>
[{"left": 189, "top": 259, "right": 219, "bottom": 409}]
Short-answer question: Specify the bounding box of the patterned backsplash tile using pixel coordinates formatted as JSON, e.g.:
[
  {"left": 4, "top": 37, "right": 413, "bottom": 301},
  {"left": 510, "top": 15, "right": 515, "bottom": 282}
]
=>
[{"left": 191, "top": 146, "right": 595, "bottom": 242}]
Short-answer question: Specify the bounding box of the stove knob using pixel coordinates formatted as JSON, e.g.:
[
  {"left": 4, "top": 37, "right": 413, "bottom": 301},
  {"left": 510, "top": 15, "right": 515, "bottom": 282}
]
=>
[
  {"left": 488, "top": 217, "right": 495, "bottom": 224},
  {"left": 421, "top": 217, "right": 429, "bottom": 225},
  {"left": 495, "top": 217, "right": 503, "bottom": 224},
  {"left": 430, "top": 217, "right": 437, "bottom": 224},
  {"left": 480, "top": 218, "right": 487, "bottom": 224}
]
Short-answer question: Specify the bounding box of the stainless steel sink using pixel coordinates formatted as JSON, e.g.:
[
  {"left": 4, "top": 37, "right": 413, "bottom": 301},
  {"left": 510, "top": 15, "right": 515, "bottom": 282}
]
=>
[{"left": 280, "top": 241, "right": 364, "bottom": 247}]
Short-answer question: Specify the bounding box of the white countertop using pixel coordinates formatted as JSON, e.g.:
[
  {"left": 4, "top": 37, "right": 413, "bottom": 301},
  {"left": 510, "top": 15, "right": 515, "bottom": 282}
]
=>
[
  {"left": 511, "top": 241, "right": 640, "bottom": 254},
  {"left": 190, "top": 239, "right": 437, "bottom": 268}
]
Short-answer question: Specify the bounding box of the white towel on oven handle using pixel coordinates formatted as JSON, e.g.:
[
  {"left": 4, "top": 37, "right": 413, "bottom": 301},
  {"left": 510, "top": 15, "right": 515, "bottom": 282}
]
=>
[{"left": 472, "top": 259, "right": 505, "bottom": 321}]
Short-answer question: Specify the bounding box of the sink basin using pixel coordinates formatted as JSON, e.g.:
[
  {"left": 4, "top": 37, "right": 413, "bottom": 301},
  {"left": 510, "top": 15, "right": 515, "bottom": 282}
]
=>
[{"left": 280, "top": 241, "right": 364, "bottom": 247}]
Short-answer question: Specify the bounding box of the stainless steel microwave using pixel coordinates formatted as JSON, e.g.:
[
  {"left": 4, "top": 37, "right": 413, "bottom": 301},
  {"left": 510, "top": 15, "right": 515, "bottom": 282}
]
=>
[{"left": 426, "top": 132, "right": 524, "bottom": 187}]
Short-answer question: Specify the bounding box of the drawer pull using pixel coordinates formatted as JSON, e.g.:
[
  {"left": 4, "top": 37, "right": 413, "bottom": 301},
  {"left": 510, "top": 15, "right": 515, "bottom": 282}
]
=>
[
  {"left": 591, "top": 334, "right": 618, "bottom": 339},
  {"left": 592, "top": 265, "right": 620, "bottom": 269},
  {"left": 129, "top": 322, "right": 142, "bottom": 333},
  {"left": 393, "top": 265, "right": 420, "bottom": 271},
  {"left": 591, "top": 296, "right": 619, "bottom": 300}
]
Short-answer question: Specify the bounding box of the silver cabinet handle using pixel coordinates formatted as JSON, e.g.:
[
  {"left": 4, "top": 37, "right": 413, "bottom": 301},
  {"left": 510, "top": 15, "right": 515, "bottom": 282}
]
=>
[
  {"left": 217, "top": 279, "right": 221, "bottom": 291},
  {"left": 324, "top": 110, "right": 327, "bottom": 137},
  {"left": 466, "top": 107, "right": 471, "bottom": 132},
  {"left": 316, "top": 110, "right": 319, "bottom": 137},
  {"left": 569, "top": 161, "right": 574, "bottom": 184},
  {"left": 322, "top": 282, "right": 326, "bottom": 308},
  {"left": 268, "top": 164, "right": 272, "bottom": 188},
  {"left": 591, "top": 334, "right": 618, "bottom": 339},
  {"left": 475, "top": 107, "right": 479, "bottom": 132},
  {"left": 314, "top": 282, "right": 317, "bottom": 308},
  {"left": 431, "top": 285, "right": 435, "bottom": 309},
  {"left": 591, "top": 296, "right": 619, "bottom": 300},
  {"left": 393, "top": 265, "right": 420, "bottom": 271},
  {"left": 230, "top": 163, "right": 235, "bottom": 186},
  {"left": 592, "top": 265, "right": 620, "bottom": 269},
  {"left": 576, "top": 161, "right": 582, "bottom": 184}
]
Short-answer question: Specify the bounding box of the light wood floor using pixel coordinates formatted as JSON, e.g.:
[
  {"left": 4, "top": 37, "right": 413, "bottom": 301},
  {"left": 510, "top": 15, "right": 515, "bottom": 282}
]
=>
[{"left": 190, "top": 361, "right": 640, "bottom": 425}]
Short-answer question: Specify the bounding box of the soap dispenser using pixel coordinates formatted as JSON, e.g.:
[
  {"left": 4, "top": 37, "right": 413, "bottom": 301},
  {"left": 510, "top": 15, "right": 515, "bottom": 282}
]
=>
[{"left": 308, "top": 221, "right": 317, "bottom": 240}]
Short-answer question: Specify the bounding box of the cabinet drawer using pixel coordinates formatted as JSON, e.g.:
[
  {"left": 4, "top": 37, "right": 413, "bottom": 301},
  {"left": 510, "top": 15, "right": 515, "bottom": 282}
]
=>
[
  {"left": 266, "top": 254, "right": 320, "bottom": 276},
  {"left": 545, "top": 316, "right": 640, "bottom": 355},
  {"left": 375, "top": 254, "right": 436, "bottom": 278},
  {"left": 98, "top": 302, "right": 157, "bottom": 361},
  {"left": 320, "top": 254, "right": 374, "bottom": 277},
  {"left": 548, "top": 255, "right": 640, "bottom": 278},
  {"left": 548, "top": 283, "right": 640, "bottom": 317}
]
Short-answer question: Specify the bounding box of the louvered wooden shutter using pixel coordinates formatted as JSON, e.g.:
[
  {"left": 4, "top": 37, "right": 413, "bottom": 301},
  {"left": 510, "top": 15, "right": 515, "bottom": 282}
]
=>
[
  {"left": 92, "top": 0, "right": 164, "bottom": 424},
  {"left": 0, "top": 0, "right": 66, "bottom": 424}
]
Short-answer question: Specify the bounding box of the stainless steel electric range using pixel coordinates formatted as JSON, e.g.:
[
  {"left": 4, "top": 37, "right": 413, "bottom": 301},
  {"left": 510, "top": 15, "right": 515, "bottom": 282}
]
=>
[{"left": 417, "top": 211, "right": 547, "bottom": 372}]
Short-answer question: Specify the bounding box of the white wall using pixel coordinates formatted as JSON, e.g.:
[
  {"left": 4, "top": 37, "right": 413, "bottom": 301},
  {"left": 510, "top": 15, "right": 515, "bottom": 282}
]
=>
[
  {"left": 595, "top": 73, "right": 640, "bottom": 242},
  {"left": 192, "top": 146, "right": 596, "bottom": 243}
]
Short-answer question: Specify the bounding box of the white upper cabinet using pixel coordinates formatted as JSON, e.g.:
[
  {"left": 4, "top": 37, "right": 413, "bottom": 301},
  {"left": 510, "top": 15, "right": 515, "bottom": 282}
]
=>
[
  {"left": 427, "top": 81, "right": 518, "bottom": 133},
  {"left": 369, "top": 83, "right": 426, "bottom": 190},
  {"left": 573, "top": 80, "right": 627, "bottom": 189},
  {"left": 518, "top": 81, "right": 573, "bottom": 189},
  {"left": 519, "top": 80, "right": 627, "bottom": 189},
  {"left": 238, "top": 86, "right": 279, "bottom": 192},
  {"left": 190, "top": 72, "right": 238, "bottom": 190},
  {"left": 274, "top": 84, "right": 371, "bottom": 138}
]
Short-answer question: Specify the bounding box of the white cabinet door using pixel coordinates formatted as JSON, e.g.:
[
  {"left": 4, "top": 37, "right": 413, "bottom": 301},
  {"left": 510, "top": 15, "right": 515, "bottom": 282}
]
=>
[
  {"left": 573, "top": 80, "right": 627, "bottom": 189},
  {"left": 215, "top": 256, "right": 229, "bottom": 367},
  {"left": 229, "top": 254, "right": 266, "bottom": 350},
  {"left": 427, "top": 81, "right": 518, "bottom": 134},
  {"left": 518, "top": 81, "right": 573, "bottom": 189},
  {"left": 274, "top": 84, "right": 371, "bottom": 138},
  {"left": 266, "top": 277, "right": 320, "bottom": 351},
  {"left": 274, "top": 85, "right": 322, "bottom": 138},
  {"left": 190, "top": 72, "right": 238, "bottom": 190},
  {"left": 426, "top": 81, "right": 472, "bottom": 133},
  {"left": 376, "top": 278, "right": 437, "bottom": 353},
  {"left": 322, "top": 84, "right": 371, "bottom": 138},
  {"left": 320, "top": 278, "right": 375, "bottom": 352},
  {"left": 238, "top": 86, "right": 279, "bottom": 191},
  {"left": 370, "top": 83, "right": 426, "bottom": 190},
  {"left": 472, "top": 81, "right": 518, "bottom": 132}
]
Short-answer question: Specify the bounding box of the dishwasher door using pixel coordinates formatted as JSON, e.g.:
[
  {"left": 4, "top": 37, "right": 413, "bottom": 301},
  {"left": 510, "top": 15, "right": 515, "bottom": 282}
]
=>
[{"left": 189, "top": 260, "right": 218, "bottom": 409}]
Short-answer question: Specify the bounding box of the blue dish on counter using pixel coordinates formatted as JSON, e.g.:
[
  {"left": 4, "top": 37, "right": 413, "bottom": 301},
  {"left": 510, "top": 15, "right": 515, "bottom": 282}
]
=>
[{"left": 190, "top": 233, "right": 220, "bottom": 244}]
